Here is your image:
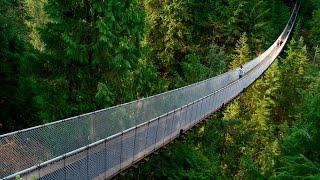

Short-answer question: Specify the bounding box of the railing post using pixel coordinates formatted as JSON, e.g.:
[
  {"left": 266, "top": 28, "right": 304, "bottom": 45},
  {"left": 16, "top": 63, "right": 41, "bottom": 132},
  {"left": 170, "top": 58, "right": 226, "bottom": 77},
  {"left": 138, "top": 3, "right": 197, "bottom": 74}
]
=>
[
  {"left": 181, "top": 106, "right": 187, "bottom": 130},
  {"left": 104, "top": 139, "right": 107, "bottom": 179},
  {"left": 119, "top": 132, "right": 124, "bottom": 172},
  {"left": 143, "top": 121, "right": 151, "bottom": 158},
  {"left": 132, "top": 126, "right": 137, "bottom": 162},
  {"left": 173, "top": 109, "right": 179, "bottom": 138},
  {"left": 200, "top": 98, "right": 204, "bottom": 120},
  {"left": 162, "top": 113, "right": 169, "bottom": 146},
  {"left": 63, "top": 155, "right": 66, "bottom": 180},
  {"left": 153, "top": 117, "right": 160, "bottom": 151},
  {"left": 86, "top": 145, "right": 89, "bottom": 180},
  {"left": 168, "top": 112, "right": 173, "bottom": 141},
  {"left": 192, "top": 102, "right": 196, "bottom": 125},
  {"left": 177, "top": 107, "right": 183, "bottom": 133},
  {"left": 194, "top": 101, "right": 199, "bottom": 124},
  {"left": 200, "top": 98, "right": 205, "bottom": 120},
  {"left": 209, "top": 94, "right": 214, "bottom": 113},
  {"left": 194, "top": 101, "right": 200, "bottom": 125},
  {"left": 188, "top": 103, "right": 195, "bottom": 128},
  {"left": 205, "top": 97, "right": 209, "bottom": 118},
  {"left": 209, "top": 96, "right": 213, "bottom": 116},
  {"left": 170, "top": 110, "right": 176, "bottom": 141},
  {"left": 183, "top": 105, "right": 190, "bottom": 130},
  {"left": 198, "top": 99, "right": 202, "bottom": 123},
  {"left": 204, "top": 98, "right": 208, "bottom": 119}
]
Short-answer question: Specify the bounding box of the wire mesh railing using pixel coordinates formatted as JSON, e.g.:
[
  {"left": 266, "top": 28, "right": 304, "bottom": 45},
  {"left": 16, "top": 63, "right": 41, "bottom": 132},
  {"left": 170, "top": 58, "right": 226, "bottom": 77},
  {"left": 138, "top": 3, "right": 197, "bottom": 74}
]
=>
[{"left": 0, "top": 1, "right": 299, "bottom": 179}]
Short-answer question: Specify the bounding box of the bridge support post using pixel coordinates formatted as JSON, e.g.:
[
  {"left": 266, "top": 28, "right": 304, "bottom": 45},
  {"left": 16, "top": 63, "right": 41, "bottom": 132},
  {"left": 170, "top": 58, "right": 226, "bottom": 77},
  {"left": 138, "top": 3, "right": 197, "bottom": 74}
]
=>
[
  {"left": 169, "top": 111, "right": 175, "bottom": 142},
  {"left": 132, "top": 126, "right": 137, "bottom": 162},
  {"left": 177, "top": 108, "right": 184, "bottom": 135},
  {"left": 186, "top": 103, "right": 192, "bottom": 129},
  {"left": 181, "top": 107, "right": 187, "bottom": 131},
  {"left": 143, "top": 121, "right": 151, "bottom": 159},
  {"left": 161, "top": 113, "right": 169, "bottom": 147},
  {"left": 153, "top": 117, "right": 160, "bottom": 151},
  {"left": 63, "top": 155, "right": 66, "bottom": 180},
  {"left": 86, "top": 145, "right": 89, "bottom": 180},
  {"left": 119, "top": 132, "right": 124, "bottom": 173}
]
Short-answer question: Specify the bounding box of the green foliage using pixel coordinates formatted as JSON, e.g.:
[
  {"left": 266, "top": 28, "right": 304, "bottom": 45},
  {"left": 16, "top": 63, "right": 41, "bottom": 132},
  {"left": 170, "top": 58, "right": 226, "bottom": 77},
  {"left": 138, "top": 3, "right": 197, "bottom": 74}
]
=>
[
  {"left": 310, "top": 9, "right": 320, "bottom": 45},
  {"left": 95, "top": 82, "right": 114, "bottom": 106},
  {"left": 29, "top": 0, "right": 160, "bottom": 123},
  {"left": 0, "top": 0, "right": 41, "bottom": 133},
  {"left": 142, "top": 0, "right": 290, "bottom": 89},
  {"left": 143, "top": 0, "right": 234, "bottom": 88},
  {"left": 24, "top": 0, "right": 48, "bottom": 51},
  {"left": 230, "top": 32, "right": 250, "bottom": 69},
  {"left": 276, "top": 37, "right": 308, "bottom": 122},
  {"left": 143, "top": 0, "right": 191, "bottom": 87},
  {"left": 150, "top": 143, "right": 218, "bottom": 179},
  {"left": 0, "top": 0, "right": 24, "bottom": 132},
  {"left": 204, "top": 44, "right": 228, "bottom": 76},
  {"left": 15, "top": 175, "right": 21, "bottom": 180},
  {"left": 275, "top": 75, "right": 320, "bottom": 178},
  {"left": 222, "top": 62, "right": 283, "bottom": 177},
  {"left": 181, "top": 53, "right": 208, "bottom": 84}
]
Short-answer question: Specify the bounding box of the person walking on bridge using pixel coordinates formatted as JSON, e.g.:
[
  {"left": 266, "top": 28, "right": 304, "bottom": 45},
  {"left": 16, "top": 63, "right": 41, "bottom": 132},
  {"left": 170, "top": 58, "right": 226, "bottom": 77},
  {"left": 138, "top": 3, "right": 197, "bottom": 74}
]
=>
[{"left": 239, "top": 66, "right": 244, "bottom": 79}]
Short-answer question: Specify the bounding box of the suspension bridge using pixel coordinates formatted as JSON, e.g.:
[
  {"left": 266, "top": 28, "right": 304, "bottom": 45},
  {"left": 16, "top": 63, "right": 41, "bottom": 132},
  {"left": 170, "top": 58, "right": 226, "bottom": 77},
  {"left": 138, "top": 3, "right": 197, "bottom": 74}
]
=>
[{"left": 0, "top": 1, "right": 300, "bottom": 179}]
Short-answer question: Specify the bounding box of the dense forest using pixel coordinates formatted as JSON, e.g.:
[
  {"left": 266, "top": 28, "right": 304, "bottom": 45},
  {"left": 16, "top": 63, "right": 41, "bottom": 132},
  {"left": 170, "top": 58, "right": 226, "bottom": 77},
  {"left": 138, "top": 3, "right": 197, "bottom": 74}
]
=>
[{"left": 0, "top": 0, "right": 319, "bottom": 178}]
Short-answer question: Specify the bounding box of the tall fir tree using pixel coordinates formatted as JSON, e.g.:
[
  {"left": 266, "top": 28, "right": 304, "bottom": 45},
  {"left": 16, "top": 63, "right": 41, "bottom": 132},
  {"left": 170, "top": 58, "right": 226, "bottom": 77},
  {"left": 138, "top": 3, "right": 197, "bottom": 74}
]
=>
[
  {"left": 143, "top": 0, "right": 191, "bottom": 88},
  {"left": 24, "top": 0, "right": 48, "bottom": 51},
  {"left": 0, "top": 0, "right": 40, "bottom": 133},
  {"left": 143, "top": 0, "right": 231, "bottom": 88},
  {"left": 229, "top": 32, "right": 250, "bottom": 69},
  {"left": 276, "top": 37, "right": 308, "bottom": 122},
  {"left": 33, "top": 0, "right": 159, "bottom": 123},
  {"left": 275, "top": 73, "right": 320, "bottom": 179}
]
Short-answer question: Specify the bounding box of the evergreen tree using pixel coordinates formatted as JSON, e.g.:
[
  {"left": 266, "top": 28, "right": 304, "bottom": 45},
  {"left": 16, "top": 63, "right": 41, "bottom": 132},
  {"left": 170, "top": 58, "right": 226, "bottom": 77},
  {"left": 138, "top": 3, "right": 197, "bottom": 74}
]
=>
[
  {"left": 310, "top": 8, "right": 320, "bottom": 45},
  {"left": 143, "top": 0, "right": 191, "bottom": 88},
  {"left": 309, "top": 8, "right": 320, "bottom": 63},
  {"left": 245, "top": 63, "right": 282, "bottom": 176},
  {"left": 33, "top": 0, "right": 158, "bottom": 122},
  {"left": 224, "top": 32, "right": 251, "bottom": 122},
  {"left": 0, "top": 0, "right": 39, "bottom": 133},
  {"left": 275, "top": 75, "right": 320, "bottom": 179},
  {"left": 229, "top": 32, "right": 250, "bottom": 69},
  {"left": 223, "top": 62, "right": 282, "bottom": 177},
  {"left": 143, "top": 0, "right": 232, "bottom": 88},
  {"left": 276, "top": 37, "right": 308, "bottom": 122},
  {"left": 24, "top": 0, "right": 48, "bottom": 51}
]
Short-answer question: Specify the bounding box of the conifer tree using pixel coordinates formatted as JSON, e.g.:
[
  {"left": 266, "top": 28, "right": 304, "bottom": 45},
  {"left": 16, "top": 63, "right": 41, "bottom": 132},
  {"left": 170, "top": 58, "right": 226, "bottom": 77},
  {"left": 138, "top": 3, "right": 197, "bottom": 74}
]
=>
[
  {"left": 223, "top": 62, "right": 282, "bottom": 177},
  {"left": 224, "top": 32, "right": 251, "bottom": 122},
  {"left": 24, "top": 0, "right": 48, "bottom": 51},
  {"left": 276, "top": 37, "right": 308, "bottom": 122},
  {"left": 0, "top": 0, "right": 39, "bottom": 132},
  {"left": 143, "top": 0, "right": 231, "bottom": 88},
  {"left": 143, "top": 0, "right": 191, "bottom": 88},
  {"left": 229, "top": 32, "right": 250, "bottom": 69},
  {"left": 310, "top": 9, "right": 320, "bottom": 60},
  {"left": 33, "top": 0, "right": 158, "bottom": 122},
  {"left": 275, "top": 76, "right": 320, "bottom": 179},
  {"left": 246, "top": 63, "right": 282, "bottom": 176}
]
